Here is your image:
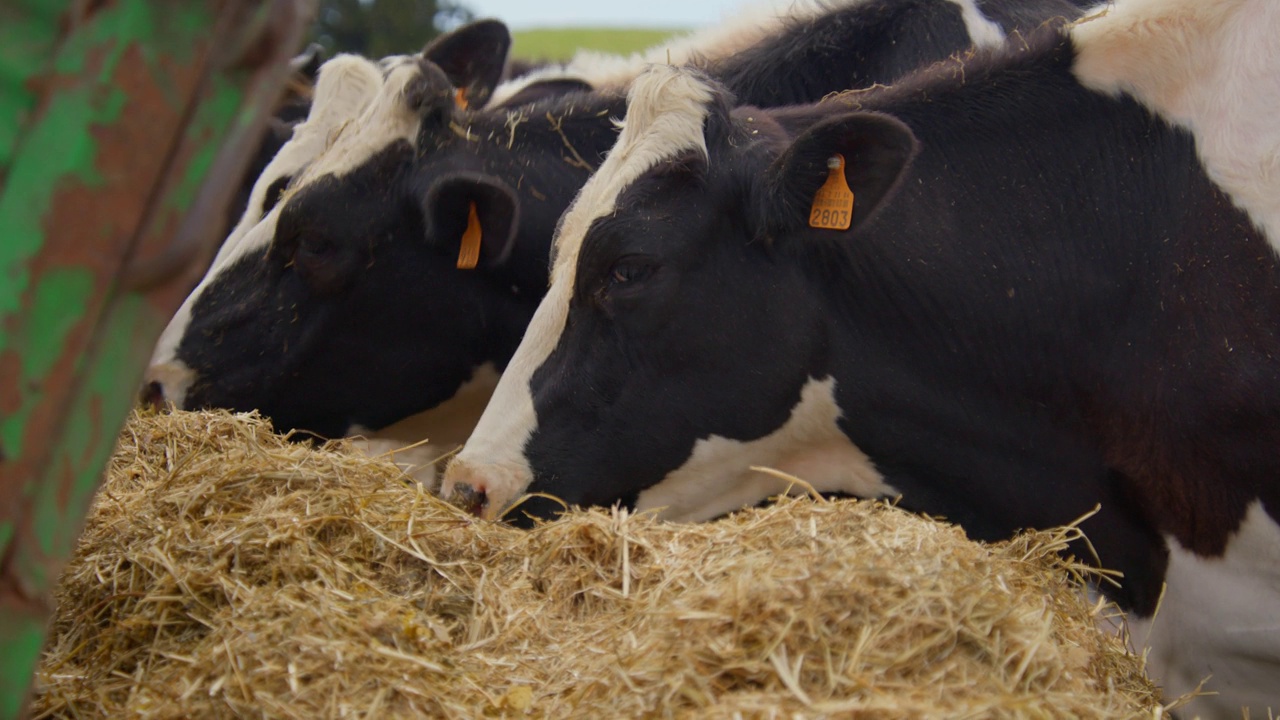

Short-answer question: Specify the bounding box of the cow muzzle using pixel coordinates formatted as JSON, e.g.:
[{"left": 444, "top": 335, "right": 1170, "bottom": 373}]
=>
[
  {"left": 440, "top": 458, "right": 531, "bottom": 521},
  {"left": 140, "top": 361, "right": 196, "bottom": 411}
]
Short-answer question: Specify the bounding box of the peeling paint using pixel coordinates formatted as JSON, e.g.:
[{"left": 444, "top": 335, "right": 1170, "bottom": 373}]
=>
[{"left": 0, "top": 1, "right": 313, "bottom": 716}]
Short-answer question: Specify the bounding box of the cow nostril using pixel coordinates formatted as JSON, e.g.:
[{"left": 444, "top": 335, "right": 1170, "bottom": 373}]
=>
[
  {"left": 140, "top": 381, "right": 166, "bottom": 411},
  {"left": 450, "top": 482, "right": 488, "bottom": 517}
]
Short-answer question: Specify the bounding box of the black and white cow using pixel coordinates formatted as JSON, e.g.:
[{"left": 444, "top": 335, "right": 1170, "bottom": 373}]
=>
[
  {"left": 442, "top": 0, "right": 1280, "bottom": 714},
  {"left": 144, "top": 0, "right": 1094, "bottom": 478},
  {"left": 144, "top": 20, "right": 516, "bottom": 441},
  {"left": 489, "top": 0, "right": 1092, "bottom": 107}
]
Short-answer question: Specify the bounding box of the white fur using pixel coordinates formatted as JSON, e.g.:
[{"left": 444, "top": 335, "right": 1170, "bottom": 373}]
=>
[
  {"left": 945, "top": 0, "right": 1006, "bottom": 49},
  {"left": 1126, "top": 502, "right": 1280, "bottom": 718},
  {"left": 291, "top": 60, "right": 426, "bottom": 186},
  {"left": 148, "top": 55, "right": 384, "bottom": 379},
  {"left": 349, "top": 363, "right": 500, "bottom": 489},
  {"left": 637, "top": 377, "right": 895, "bottom": 522},
  {"left": 443, "top": 65, "right": 720, "bottom": 518},
  {"left": 217, "top": 55, "right": 384, "bottom": 275},
  {"left": 1071, "top": 0, "right": 1280, "bottom": 249}
]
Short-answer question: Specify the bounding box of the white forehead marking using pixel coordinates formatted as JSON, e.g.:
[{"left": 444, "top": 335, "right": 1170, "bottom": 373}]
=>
[
  {"left": 443, "top": 65, "right": 719, "bottom": 516},
  {"left": 945, "top": 0, "right": 1007, "bottom": 49},
  {"left": 489, "top": 0, "right": 873, "bottom": 106},
  {"left": 1125, "top": 501, "right": 1280, "bottom": 717},
  {"left": 148, "top": 54, "right": 383, "bottom": 372},
  {"left": 294, "top": 60, "right": 427, "bottom": 185},
  {"left": 552, "top": 64, "right": 716, "bottom": 284},
  {"left": 636, "top": 377, "right": 896, "bottom": 523},
  {"left": 216, "top": 54, "right": 384, "bottom": 271},
  {"left": 1071, "top": 0, "right": 1280, "bottom": 248}
]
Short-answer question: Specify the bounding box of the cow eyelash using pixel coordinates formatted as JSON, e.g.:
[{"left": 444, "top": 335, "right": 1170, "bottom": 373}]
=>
[{"left": 606, "top": 256, "right": 655, "bottom": 288}]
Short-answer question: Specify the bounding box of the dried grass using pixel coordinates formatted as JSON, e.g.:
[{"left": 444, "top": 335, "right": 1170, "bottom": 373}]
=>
[{"left": 32, "top": 409, "right": 1166, "bottom": 718}]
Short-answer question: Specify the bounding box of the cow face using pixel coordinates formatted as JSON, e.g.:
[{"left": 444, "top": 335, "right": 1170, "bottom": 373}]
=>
[
  {"left": 176, "top": 146, "right": 525, "bottom": 439},
  {"left": 442, "top": 66, "right": 916, "bottom": 523},
  {"left": 145, "top": 22, "right": 521, "bottom": 438}
]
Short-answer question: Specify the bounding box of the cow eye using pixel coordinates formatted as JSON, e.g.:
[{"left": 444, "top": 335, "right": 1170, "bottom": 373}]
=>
[
  {"left": 296, "top": 235, "right": 332, "bottom": 261},
  {"left": 607, "top": 256, "right": 655, "bottom": 287},
  {"left": 292, "top": 235, "right": 351, "bottom": 295}
]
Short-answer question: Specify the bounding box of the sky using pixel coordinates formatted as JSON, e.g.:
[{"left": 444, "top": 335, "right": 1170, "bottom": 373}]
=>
[{"left": 464, "top": 0, "right": 780, "bottom": 30}]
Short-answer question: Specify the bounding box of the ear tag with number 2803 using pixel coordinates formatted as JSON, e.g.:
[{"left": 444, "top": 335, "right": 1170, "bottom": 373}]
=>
[{"left": 808, "top": 154, "right": 855, "bottom": 230}]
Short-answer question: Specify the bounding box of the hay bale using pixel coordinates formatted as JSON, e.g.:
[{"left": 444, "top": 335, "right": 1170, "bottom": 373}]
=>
[{"left": 32, "top": 410, "right": 1164, "bottom": 718}]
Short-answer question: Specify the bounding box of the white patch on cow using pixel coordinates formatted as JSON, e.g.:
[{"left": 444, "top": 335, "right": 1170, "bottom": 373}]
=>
[
  {"left": 292, "top": 59, "right": 427, "bottom": 186},
  {"left": 1071, "top": 0, "right": 1280, "bottom": 249},
  {"left": 488, "top": 0, "right": 875, "bottom": 106},
  {"left": 349, "top": 363, "right": 500, "bottom": 490},
  {"left": 219, "top": 55, "right": 384, "bottom": 264},
  {"left": 636, "top": 377, "right": 895, "bottom": 522},
  {"left": 144, "top": 360, "right": 194, "bottom": 408},
  {"left": 377, "top": 54, "right": 415, "bottom": 74},
  {"left": 944, "top": 0, "right": 1006, "bottom": 49},
  {"left": 442, "top": 65, "right": 718, "bottom": 518},
  {"left": 1125, "top": 501, "right": 1280, "bottom": 717}
]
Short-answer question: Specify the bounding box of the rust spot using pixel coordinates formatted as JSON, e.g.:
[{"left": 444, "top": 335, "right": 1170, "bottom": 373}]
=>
[
  {"left": 60, "top": 0, "right": 119, "bottom": 37},
  {"left": 0, "top": 354, "right": 22, "bottom": 418}
]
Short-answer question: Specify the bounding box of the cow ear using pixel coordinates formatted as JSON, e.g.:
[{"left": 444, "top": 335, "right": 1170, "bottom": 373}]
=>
[
  {"left": 422, "top": 19, "right": 512, "bottom": 108},
  {"left": 289, "top": 43, "right": 326, "bottom": 81},
  {"left": 421, "top": 172, "right": 521, "bottom": 268},
  {"left": 758, "top": 112, "right": 917, "bottom": 238}
]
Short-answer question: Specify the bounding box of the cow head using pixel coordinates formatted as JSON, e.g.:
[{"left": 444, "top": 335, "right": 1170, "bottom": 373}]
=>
[
  {"left": 144, "top": 20, "right": 521, "bottom": 440},
  {"left": 442, "top": 65, "right": 917, "bottom": 523}
]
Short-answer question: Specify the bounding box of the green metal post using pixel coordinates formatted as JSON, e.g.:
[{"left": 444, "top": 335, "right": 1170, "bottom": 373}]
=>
[{"left": 0, "top": 1, "right": 313, "bottom": 716}]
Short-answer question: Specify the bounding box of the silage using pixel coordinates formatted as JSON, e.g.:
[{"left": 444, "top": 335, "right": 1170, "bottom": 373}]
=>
[{"left": 31, "top": 409, "right": 1168, "bottom": 718}]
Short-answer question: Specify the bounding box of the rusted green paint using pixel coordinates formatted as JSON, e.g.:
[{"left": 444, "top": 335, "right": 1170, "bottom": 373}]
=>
[
  {"left": 167, "top": 75, "right": 244, "bottom": 213},
  {"left": 1, "top": 1, "right": 314, "bottom": 714},
  {"left": 0, "top": 270, "right": 94, "bottom": 466},
  {"left": 0, "top": 87, "right": 114, "bottom": 340},
  {"left": 25, "top": 296, "right": 154, "bottom": 579},
  {"left": 0, "top": 623, "right": 44, "bottom": 720},
  {"left": 0, "top": 0, "right": 75, "bottom": 169},
  {"left": 0, "top": 0, "right": 179, "bottom": 331}
]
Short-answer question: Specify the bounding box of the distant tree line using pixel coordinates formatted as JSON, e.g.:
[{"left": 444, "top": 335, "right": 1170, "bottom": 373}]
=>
[{"left": 311, "top": 0, "right": 474, "bottom": 57}]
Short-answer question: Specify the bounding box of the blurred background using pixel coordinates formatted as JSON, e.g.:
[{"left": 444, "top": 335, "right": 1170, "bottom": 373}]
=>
[{"left": 309, "top": 0, "right": 771, "bottom": 61}]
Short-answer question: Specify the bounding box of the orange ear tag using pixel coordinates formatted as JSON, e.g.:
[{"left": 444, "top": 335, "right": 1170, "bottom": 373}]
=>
[
  {"left": 457, "top": 202, "right": 482, "bottom": 269},
  {"left": 808, "top": 154, "right": 855, "bottom": 230},
  {"left": 454, "top": 87, "right": 469, "bottom": 110}
]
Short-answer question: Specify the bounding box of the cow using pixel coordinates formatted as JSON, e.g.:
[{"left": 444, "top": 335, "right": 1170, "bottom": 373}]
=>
[
  {"left": 440, "top": 0, "right": 1280, "bottom": 715},
  {"left": 142, "top": 0, "right": 1095, "bottom": 483},
  {"left": 489, "top": 0, "right": 1093, "bottom": 107},
  {"left": 141, "top": 20, "right": 518, "bottom": 477}
]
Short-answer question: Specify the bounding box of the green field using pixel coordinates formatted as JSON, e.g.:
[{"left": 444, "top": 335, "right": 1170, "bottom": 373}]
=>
[{"left": 510, "top": 27, "right": 689, "bottom": 62}]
